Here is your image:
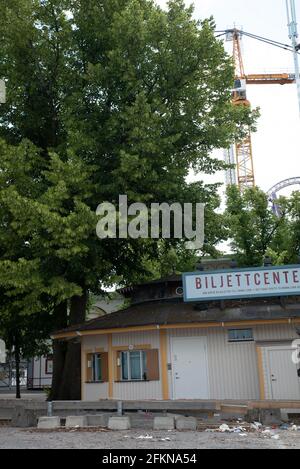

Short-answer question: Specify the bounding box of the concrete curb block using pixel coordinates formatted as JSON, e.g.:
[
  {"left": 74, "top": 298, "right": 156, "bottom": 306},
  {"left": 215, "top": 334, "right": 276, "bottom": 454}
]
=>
[
  {"left": 37, "top": 417, "right": 61, "bottom": 429},
  {"left": 175, "top": 417, "right": 197, "bottom": 431},
  {"left": 108, "top": 416, "right": 131, "bottom": 430},
  {"left": 153, "top": 416, "right": 175, "bottom": 431},
  {"left": 87, "top": 414, "right": 109, "bottom": 427},
  {"left": 65, "top": 416, "right": 88, "bottom": 428}
]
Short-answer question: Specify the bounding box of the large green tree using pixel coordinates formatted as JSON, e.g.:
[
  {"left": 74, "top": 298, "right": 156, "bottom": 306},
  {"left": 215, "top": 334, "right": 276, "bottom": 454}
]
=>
[{"left": 0, "top": 0, "right": 255, "bottom": 398}]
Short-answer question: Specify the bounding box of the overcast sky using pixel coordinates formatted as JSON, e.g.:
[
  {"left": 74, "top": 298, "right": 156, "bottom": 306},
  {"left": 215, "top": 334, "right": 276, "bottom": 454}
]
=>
[{"left": 156, "top": 0, "right": 300, "bottom": 195}]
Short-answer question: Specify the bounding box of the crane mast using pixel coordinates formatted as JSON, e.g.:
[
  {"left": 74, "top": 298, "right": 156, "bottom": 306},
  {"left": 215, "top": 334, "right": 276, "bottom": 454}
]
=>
[
  {"left": 224, "top": 24, "right": 296, "bottom": 191},
  {"left": 225, "top": 29, "right": 255, "bottom": 190}
]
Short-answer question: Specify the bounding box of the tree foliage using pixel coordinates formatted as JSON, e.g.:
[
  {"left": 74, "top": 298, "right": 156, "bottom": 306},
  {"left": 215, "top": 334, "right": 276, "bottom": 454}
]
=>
[
  {"left": 225, "top": 185, "right": 300, "bottom": 267},
  {"left": 0, "top": 0, "right": 257, "bottom": 397}
]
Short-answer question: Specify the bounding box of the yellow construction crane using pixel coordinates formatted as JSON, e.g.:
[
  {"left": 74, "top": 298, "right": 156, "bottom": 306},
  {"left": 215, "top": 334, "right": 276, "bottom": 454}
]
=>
[{"left": 224, "top": 29, "right": 295, "bottom": 190}]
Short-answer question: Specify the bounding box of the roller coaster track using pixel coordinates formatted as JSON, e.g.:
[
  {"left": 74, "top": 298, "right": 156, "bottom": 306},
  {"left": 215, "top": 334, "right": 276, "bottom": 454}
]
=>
[{"left": 267, "top": 177, "right": 300, "bottom": 216}]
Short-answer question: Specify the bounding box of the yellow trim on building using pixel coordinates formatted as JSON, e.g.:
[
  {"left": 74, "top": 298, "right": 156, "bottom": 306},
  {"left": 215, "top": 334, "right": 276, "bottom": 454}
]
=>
[
  {"left": 51, "top": 331, "right": 80, "bottom": 339},
  {"left": 256, "top": 346, "right": 266, "bottom": 400},
  {"left": 159, "top": 330, "right": 169, "bottom": 400},
  {"left": 81, "top": 347, "right": 85, "bottom": 400},
  {"left": 83, "top": 348, "right": 105, "bottom": 353},
  {"left": 112, "top": 344, "right": 152, "bottom": 351},
  {"left": 114, "top": 350, "right": 119, "bottom": 382},
  {"left": 108, "top": 334, "right": 113, "bottom": 399},
  {"left": 81, "top": 325, "right": 158, "bottom": 336}
]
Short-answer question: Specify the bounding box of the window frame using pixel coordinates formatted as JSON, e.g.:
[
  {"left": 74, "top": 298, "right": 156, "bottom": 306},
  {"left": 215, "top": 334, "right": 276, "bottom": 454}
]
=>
[
  {"left": 87, "top": 352, "right": 103, "bottom": 383},
  {"left": 121, "top": 350, "right": 147, "bottom": 381},
  {"left": 227, "top": 328, "right": 254, "bottom": 343}
]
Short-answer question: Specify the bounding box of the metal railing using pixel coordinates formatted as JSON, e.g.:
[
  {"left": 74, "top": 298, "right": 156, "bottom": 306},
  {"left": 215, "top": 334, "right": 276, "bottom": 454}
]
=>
[{"left": 0, "top": 361, "right": 28, "bottom": 390}]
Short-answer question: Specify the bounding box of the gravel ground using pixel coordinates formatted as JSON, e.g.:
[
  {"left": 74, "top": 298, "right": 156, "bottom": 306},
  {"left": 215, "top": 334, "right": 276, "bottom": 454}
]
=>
[{"left": 0, "top": 427, "right": 299, "bottom": 449}]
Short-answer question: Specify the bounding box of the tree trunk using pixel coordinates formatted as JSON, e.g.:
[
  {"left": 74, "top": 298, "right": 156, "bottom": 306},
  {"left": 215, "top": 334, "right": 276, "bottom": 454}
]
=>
[
  {"left": 49, "top": 339, "right": 67, "bottom": 401},
  {"left": 51, "top": 291, "right": 88, "bottom": 400},
  {"left": 49, "top": 301, "right": 68, "bottom": 401},
  {"left": 15, "top": 333, "right": 21, "bottom": 399},
  {"left": 58, "top": 339, "right": 82, "bottom": 400},
  {"left": 69, "top": 290, "right": 88, "bottom": 325}
]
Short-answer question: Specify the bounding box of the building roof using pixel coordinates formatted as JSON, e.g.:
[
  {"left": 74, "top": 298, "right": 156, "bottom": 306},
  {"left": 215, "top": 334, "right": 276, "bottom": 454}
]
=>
[
  {"left": 117, "top": 260, "right": 235, "bottom": 295},
  {"left": 118, "top": 274, "right": 181, "bottom": 296},
  {"left": 52, "top": 296, "right": 300, "bottom": 338}
]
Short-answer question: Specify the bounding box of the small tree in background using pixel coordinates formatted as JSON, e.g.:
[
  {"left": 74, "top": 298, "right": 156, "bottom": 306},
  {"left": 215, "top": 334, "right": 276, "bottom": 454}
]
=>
[{"left": 225, "top": 185, "right": 300, "bottom": 267}]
